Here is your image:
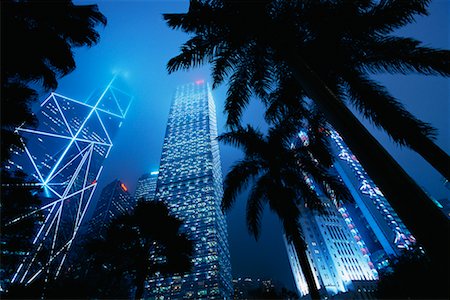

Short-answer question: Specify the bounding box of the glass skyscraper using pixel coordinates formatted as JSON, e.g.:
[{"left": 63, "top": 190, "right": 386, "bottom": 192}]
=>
[
  {"left": 147, "top": 81, "right": 233, "bottom": 299},
  {"left": 285, "top": 128, "right": 414, "bottom": 298},
  {"left": 134, "top": 170, "right": 159, "bottom": 201},
  {"left": 329, "top": 130, "right": 415, "bottom": 268},
  {"left": 88, "top": 179, "right": 134, "bottom": 238},
  {"left": 5, "top": 76, "right": 132, "bottom": 284}
]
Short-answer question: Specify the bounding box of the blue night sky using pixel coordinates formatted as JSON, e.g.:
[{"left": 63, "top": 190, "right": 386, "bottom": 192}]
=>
[{"left": 50, "top": 0, "right": 449, "bottom": 290}]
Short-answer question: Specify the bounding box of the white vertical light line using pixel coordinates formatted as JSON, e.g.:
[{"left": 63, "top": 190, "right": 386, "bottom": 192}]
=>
[
  {"left": 110, "top": 88, "right": 124, "bottom": 115},
  {"left": 95, "top": 110, "right": 112, "bottom": 145},
  {"left": 75, "top": 145, "right": 93, "bottom": 227},
  {"left": 22, "top": 143, "right": 44, "bottom": 183},
  {"left": 33, "top": 204, "right": 57, "bottom": 244}
]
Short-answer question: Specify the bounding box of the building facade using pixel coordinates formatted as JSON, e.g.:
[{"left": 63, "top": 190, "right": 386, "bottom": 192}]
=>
[
  {"left": 284, "top": 128, "right": 414, "bottom": 298},
  {"left": 88, "top": 179, "right": 134, "bottom": 237},
  {"left": 5, "top": 76, "right": 132, "bottom": 284},
  {"left": 329, "top": 130, "right": 415, "bottom": 268},
  {"left": 284, "top": 196, "right": 378, "bottom": 299},
  {"left": 134, "top": 171, "right": 159, "bottom": 201},
  {"left": 147, "top": 81, "right": 233, "bottom": 299}
]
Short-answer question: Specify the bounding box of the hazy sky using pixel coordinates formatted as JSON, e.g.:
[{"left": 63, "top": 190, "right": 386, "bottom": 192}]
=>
[{"left": 52, "top": 0, "right": 449, "bottom": 289}]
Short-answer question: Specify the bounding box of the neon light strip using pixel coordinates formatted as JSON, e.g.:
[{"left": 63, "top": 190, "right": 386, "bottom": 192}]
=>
[
  {"left": 17, "top": 128, "right": 111, "bottom": 147},
  {"left": 46, "top": 143, "right": 92, "bottom": 183},
  {"left": 22, "top": 143, "right": 44, "bottom": 183},
  {"left": 43, "top": 75, "right": 117, "bottom": 185}
]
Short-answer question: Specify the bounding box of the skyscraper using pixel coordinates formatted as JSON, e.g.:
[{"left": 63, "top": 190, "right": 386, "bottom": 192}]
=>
[
  {"left": 134, "top": 170, "right": 159, "bottom": 201},
  {"left": 147, "top": 81, "right": 233, "bottom": 299},
  {"left": 329, "top": 130, "right": 415, "bottom": 267},
  {"left": 5, "top": 76, "right": 132, "bottom": 284},
  {"left": 285, "top": 128, "right": 414, "bottom": 298},
  {"left": 88, "top": 179, "right": 134, "bottom": 237},
  {"left": 284, "top": 196, "right": 378, "bottom": 298}
]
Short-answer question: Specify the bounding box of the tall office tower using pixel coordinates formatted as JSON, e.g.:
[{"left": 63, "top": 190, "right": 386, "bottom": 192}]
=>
[
  {"left": 134, "top": 170, "right": 159, "bottom": 201},
  {"left": 285, "top": 196, "right": 378, "bottom": 299},
  {"left": 88, "top": 179, "right": 134, "bottom": 237},
  {"left": 329, "top": 130, "right": 415, "bottom": 268},
  {"left": 284, "top": 131, "right": 378, "bottom": 299},
  {"left": 5, "top": 76, "right": 132, "bottom": 285},
  {"left": 147, "top": 81, "right": 233, "bottom": 299}
]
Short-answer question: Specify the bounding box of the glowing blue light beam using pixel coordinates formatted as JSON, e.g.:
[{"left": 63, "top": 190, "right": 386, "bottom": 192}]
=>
[{"left": 43, "top": 75, "right": 117, "bottom": 185}]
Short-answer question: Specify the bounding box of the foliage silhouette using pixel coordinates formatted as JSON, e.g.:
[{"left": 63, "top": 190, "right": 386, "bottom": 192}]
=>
[
  {"left": 3, "top": 199, "right": 194, "bottom": 299},
  {"left": 164, "top": 0, "right": 450, "bottom": 270},
  {"left": 83, "top": 199, "right": 193, "bottom": 299},
  {"left": 218, "top": 115, "right": 351, "bottom": 299},
  {"left": 0, "top": 170, "right": 43, "bottom": 291},
  {"left": 1, "top": 0, "right": 106, "bottom": 163},
  {"left": 376, "top": 247, "right": 449, "bottom": 299}
]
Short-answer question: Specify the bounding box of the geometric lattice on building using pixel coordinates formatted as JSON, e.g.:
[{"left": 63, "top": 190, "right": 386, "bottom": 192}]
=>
[{"left": 8, "top": 76, "right": 132, "bottom": 285}]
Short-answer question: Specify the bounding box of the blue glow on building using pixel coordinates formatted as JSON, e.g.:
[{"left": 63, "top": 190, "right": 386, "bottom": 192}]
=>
[
  {"left": 146, "top": 82, "right": 233, "bottom": 299},
  {"left": 88, "top": 179, "right": 134, "bottom": 238},
  {"left": 329, "top": 130, "right": 415, "bottom": 266},
  {"left": 134, "top": 171, "right": 159, "bottom": 202},
  {"left": 6, "top": 77, "right": 132, "bottom": 284}
]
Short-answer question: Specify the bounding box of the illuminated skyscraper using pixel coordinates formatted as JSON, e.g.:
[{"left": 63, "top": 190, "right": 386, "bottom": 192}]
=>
[
  {"left": 284, "top": 196, "right": 378, "bottom": 298},
  {"left": 285, "top": 129, "right": 414, "bottom": 298},
  {"left": 134, "top": 171, "right": 159, "bottom": 201},
  {"left": 5, "top": 76, "right": 132, "bottom": 284},
  {"left": 329, "top": 130, "right": 415, "bottom": 268},
  {"left": 88, "top": 179, "right": 134, "bottom": 237},
  {"left": 147, "top": 81, "right": 233, "bottom": 299}
]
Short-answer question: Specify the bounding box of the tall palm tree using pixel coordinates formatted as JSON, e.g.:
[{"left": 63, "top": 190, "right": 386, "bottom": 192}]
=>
[
  {"left": 1, "top": 0, "right": 107, "bottom": 163},
  {"left": 85, "top": 200, "right": 193, "bottom": 299},
  {"left": 163, "top": 0, "right": 450, "bottom": 265},
  {"left": 219, "top": 116, "right": 351, "bottom": 299}
]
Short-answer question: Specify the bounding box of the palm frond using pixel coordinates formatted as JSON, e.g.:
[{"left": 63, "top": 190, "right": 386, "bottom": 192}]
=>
[
  {"left": 224, "top": 64, "right": 253, "bottom": 128},
  {"left": 361, "top": 36, "right": 450, "bottom": 76},
  {"left": 365, "top": 0, "right": 430, "bottom": 34},
  {"left": 246, "top": 173, "right": 271, "bottom": 239},
  {"left": 222, "top": 159, "right": 262, "bottom": 212},
  {"left": 218, "top": 126, "right": 266, "bottom": 157},
  {"left": 167, "top": 36, "right": 216, "bottom": 73},
  {"left": 343, "top": 70, "right": 437, "bottom": 146},
  {"left": 211, "top": 47, "right": 239, "bottom": 88}
]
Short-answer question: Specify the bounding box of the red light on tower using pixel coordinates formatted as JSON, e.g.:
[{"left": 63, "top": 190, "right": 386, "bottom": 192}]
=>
[
  {"left": 121, "top": 183, "right": 128, "bottom": 192},
  {"left": 195, "top": 79, "right": 204, "bottom": 85}
]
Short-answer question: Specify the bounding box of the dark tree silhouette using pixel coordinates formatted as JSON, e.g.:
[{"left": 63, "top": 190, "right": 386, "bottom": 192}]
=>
[
  {"left": 1, "top": 0, "right": 106, "bottom": 163},
  {"left": 219, "top": 116, "right": 350, "bottom": 299},
  {"left": 164, "top": 0, "right": 450, "bottom": 268},
  {"left": 85, "top": 199, "right": 193, "bottom": 299},
  {"left": 376, "top": 248, "right": 449, "bottom": 299},
  {"left": 3, "top": 200, "right": 193, "bottom": 299},
  {"left": 0, "top": 171, "right": 43, "bottom": 290}
]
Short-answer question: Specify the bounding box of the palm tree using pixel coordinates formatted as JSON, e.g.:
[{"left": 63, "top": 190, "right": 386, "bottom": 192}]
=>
[
  {"left": 1, "top": 0, "right": 106, "bottom": 163},
  {"left": 163, "top": 0, "right": 450, "bottom": 265},
  {"left": 85, "top": 200, "right": 193, "bottom": 299},
  {"left": 219, "top": 116, "right": 351, "bottom": 299}
]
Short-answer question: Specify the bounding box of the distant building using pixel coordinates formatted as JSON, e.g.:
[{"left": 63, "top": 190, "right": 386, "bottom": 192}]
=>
[
  {"left": 232, "top": 277, "right": 296, "bottom": 299},
  {"left": 4, "top": 76, "right": 132, "bottom": 284},
  {"left": 146, "top": 81, "right": 233, "bottom": 299},
  {"left": 88, "top": 179, "right": 134, "bottom": 237},
  {"left": 134, "top": 171, "right": 159, "bottom": 201}
]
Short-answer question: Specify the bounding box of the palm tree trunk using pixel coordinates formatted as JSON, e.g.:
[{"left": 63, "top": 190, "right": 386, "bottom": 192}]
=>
[
  {"left": 281, "top": 50, "right": 449, "bottom": 267},
  {"left": 292, "top": 233, "right": 321, "bottom": 300},
  {"left": 411, "top": 135, "right": 450, "bottom": 182},
  {"left": 134, "top": 274, "right": 146, "bottom": 300}
]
